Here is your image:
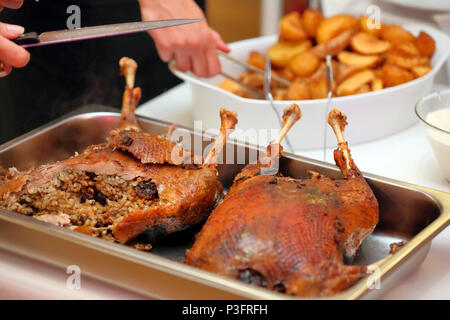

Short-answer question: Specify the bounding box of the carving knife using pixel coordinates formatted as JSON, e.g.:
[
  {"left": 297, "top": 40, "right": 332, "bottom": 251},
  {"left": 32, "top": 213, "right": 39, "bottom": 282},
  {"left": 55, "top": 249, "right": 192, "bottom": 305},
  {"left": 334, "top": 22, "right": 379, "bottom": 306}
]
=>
[
  {"left": 0, "top": 19, "right": 202, "bottom": 76},
  {"left": 11, "top": 19, "right": 203, "bottom": 48}
]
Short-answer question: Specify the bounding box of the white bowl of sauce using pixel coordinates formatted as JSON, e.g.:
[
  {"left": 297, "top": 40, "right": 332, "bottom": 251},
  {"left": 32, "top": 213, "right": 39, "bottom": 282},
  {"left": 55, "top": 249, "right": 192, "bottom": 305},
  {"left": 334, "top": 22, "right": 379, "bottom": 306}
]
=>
[{"left": 416, "top": 90, "right": 450, "bottom": 182}]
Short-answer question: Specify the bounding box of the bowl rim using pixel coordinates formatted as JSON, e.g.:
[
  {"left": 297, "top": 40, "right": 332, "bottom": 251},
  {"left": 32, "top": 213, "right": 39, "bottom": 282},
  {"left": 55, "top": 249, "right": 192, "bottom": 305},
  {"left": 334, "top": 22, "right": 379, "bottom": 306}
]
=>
[
  {"left": 415, "top": 89, "right": 450, "bottom": 135},
  {"left": 170, "top": 23, "right": 450, "bottom": 106}
]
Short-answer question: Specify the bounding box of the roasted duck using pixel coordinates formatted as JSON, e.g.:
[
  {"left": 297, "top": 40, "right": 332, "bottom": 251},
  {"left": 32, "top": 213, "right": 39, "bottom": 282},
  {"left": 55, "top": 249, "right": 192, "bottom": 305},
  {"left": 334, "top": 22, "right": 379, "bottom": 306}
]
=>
[
  {"left": 185, "top": 105, "right": 379, "bottom": 297},
  {"left": 0, "top": 57, "right": 237, "bottom": 246}
]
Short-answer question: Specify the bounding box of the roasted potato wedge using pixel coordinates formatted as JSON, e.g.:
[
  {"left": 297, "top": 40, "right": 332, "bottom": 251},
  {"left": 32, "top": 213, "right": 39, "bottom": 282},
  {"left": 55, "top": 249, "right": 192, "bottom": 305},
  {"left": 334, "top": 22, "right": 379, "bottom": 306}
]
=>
[
  {"left": 387, "top": 54, "right": 420, "bottom": 69},
  {"left": 415, "top": 31, "right": 436, "bottom": 58},
  {"left": 338, "top": 51, "right": 381, "bottom": 68},
  {"left": 381, "top": 25, "right": 415, "bottom": 43},
  {"left": 267, "top": 40, "right": 312, "bottom": 67},
  {"left": 371, "top": 77, "right": 383, "bottom": 91},
  {"left": 351, "top": 32, "right": 390, "bottom": 55},
  {"left": 386, "top": 41, "right": 421, "bottom": 69},
  {"left": 278, "top": 67, "right": 297, "bottom": 81},
  {"left": 337, "top": 62, "right": 364, "bottom": 84},
  {"left": 309, "top": 77, "right": 329, "bottom": 99},
  {"left": 310, "top": 60, "right": 339, "bottom": 82},
  {"left": 224, "top": 12, "right": 437, "bottom": 100},
  {"left": 288, "top": 51, "right": 320, "bottom": 77},
  {"left": 279, "top": 12, "right": 308, "bottom": 42},
  {"left": 411, "top": 65, "right": 431, "bottom": 78},
  {"left": 382, "top": 64, "right": 414, "bottom": 87},
  {"left": 418, "top": 56, "right": 431, "bottom": 67},
  {"left": 373, "top": 68, "right": 383, "bottom": 79},
  {"left": 391, "top": 41, "right": 420, "bottom": 57},
  {"left": 301, "top": 8, "right": 324, "bottom": 38},
  {"left": 219, "top": 79, "right": 253, "bottom": 99},
  {"left": 247, "top": 51, "right": 266, "bottom": 70},
  {"left": 273, "top": 88, "right": 288, "bottom": 100},
  {"left": 336, "top": 70, "right": 375, "bottom": 96},
  {"left": 309, "top": 62, "right": 326, "bottom": 80},
  {"left": 219, "top": 79, "right": 239, "bottom": 93},
  {"left": 287, "top": 80, "right": 311, "bottom": 100},
  {"left": 312, "top": 28, "right": 358, "bottom": 59},
  {"left": 355, "top": 84, "right": 371, "bottom": 94},
  {"left": 239, "top": 72, "right": 264, "bottom": 89},
  {"left": 316, "top": 14, "right": 360, "bottom": 44}
]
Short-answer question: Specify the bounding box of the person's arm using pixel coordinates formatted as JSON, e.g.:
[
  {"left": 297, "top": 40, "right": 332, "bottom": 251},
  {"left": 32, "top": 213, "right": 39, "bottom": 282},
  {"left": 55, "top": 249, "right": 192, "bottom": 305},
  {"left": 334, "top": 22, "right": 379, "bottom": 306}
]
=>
[
  {"left": 138, "top": 0, "right": 229, "bottom": 77},
  {"left": 0, "top": 0, "right": 30, "bottom": 76}
]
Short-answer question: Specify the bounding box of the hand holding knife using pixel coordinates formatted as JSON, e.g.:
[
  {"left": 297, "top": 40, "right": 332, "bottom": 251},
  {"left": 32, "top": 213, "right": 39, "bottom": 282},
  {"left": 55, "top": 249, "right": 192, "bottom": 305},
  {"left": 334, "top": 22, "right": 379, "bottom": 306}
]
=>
[{"left": 0, "top": 19, "right": 202, "bottom": 77}]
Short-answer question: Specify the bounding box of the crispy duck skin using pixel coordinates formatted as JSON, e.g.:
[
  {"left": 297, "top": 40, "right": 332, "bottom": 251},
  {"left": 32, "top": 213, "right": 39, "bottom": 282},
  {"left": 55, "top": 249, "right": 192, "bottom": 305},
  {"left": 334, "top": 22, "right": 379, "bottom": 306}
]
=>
[
  {"left": 107, "top": 130, "right": 201, "bottom": 165},
  {"left": 185, "top": 106, "right": 379, "bottom": 297},
  {"left": 0, "top": 57, "right": 237, "bottom": 244}
]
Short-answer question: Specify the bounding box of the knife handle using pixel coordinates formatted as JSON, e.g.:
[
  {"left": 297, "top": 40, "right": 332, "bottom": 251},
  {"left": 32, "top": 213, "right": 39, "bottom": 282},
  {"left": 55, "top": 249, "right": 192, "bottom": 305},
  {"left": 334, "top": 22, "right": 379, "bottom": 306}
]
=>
[{"left": 13, "top": 32, "right": 40, "bottom": 46}]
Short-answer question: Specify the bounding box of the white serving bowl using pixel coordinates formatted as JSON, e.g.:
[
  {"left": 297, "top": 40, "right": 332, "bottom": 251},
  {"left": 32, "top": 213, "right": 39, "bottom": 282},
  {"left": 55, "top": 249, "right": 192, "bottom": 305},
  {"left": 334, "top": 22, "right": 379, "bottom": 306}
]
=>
[{"left": 170, "top": 24, "right": 450, "bottom": 151}]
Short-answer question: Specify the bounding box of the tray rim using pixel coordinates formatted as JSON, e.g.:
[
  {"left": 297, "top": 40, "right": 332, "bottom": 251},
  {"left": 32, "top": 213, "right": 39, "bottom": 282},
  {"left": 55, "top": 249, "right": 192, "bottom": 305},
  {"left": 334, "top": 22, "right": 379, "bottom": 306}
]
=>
[{"left": 0, "top": 106, "right": 449, "bottom": 300}]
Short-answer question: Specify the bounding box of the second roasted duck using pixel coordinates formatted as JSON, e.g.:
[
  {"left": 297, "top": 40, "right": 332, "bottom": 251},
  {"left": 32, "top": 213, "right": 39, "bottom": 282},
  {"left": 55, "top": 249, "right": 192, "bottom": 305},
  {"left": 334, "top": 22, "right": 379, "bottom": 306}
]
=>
[
  {"left": 0, "top": 57, "right": 237, "bottom": 246},
  {"left": 185, "top": 105, "right": 379, "bottom": 297}
]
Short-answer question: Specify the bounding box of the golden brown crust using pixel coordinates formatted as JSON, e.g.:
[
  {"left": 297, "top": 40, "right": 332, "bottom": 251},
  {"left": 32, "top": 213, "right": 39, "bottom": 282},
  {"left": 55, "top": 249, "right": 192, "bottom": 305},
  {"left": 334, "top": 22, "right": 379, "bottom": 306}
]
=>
[
  {"left": 186, "top": 108, "right": 378, "bottom": 297},
  {"left": 186, "top": 173, "right": 378, "bottom": 297},
  {"left": 312, "top": 28, "right": 359, "bottom": 59},
  {"left": 108, "top": 130, "right": 201, "bottom": 166}
]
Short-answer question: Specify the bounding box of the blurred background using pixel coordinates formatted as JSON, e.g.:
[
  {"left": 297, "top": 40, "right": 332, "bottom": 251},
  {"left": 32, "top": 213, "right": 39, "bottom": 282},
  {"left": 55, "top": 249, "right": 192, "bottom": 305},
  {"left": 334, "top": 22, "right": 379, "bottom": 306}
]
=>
[{"left": 207, "top": 0, "right": 309, "bottom": 42}]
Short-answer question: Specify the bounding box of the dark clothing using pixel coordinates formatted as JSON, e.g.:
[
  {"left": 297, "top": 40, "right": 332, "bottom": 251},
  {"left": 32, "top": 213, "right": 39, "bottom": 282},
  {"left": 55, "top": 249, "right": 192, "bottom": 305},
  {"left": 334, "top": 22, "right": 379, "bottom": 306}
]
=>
[{"left": 0, "top": 0, "right": 204, "bottom": 143}]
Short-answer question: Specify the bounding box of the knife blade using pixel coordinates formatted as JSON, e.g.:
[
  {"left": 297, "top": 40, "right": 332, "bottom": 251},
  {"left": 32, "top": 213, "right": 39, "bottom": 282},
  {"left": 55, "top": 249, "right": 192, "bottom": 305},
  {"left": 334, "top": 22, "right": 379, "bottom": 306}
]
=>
[{"left": 13, "top": 19, "right": 203, "bottom": 48}]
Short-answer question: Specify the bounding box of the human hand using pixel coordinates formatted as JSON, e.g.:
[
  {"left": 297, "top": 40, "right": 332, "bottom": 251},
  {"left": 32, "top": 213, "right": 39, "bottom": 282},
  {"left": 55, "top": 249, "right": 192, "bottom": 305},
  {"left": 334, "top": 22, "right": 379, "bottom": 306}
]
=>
[
  {"left": 0, "top": 1, "right": 29, "bottom": 76},
  {"left": 0, "top": 22, "right": 30, "bottom": 76},
  {"left": 139, "top": 0, "right": 229, "bottom": 78},
  {"left": 0, "top": 0, "right": 24, "bottom": 12}
]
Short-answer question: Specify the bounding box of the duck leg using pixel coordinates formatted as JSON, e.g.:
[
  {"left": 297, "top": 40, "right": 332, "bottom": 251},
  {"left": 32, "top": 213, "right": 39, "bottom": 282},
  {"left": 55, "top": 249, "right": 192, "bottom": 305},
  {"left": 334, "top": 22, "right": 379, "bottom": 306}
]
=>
[
  {"left": 234, "top": 104, "right": 301, "bottom": 181},
  {"left": 203, "top": 108, "right": 238, "bottom": 167},
  {"left": 327, "top": 108, "right": 379, "bottom": 257},
  {"left": 118, "top": 57, "right": 142, "bottom": 132},
  {"left": 327, "top": 108, "right": 360, "bottom": 178}
]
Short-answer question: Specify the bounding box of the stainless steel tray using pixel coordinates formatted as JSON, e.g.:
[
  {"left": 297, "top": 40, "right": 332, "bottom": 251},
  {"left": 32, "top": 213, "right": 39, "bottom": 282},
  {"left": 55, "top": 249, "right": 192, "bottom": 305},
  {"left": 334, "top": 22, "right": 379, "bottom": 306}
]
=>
[{"left": 0, "top": 105, "right": 449, "bottom": 299}]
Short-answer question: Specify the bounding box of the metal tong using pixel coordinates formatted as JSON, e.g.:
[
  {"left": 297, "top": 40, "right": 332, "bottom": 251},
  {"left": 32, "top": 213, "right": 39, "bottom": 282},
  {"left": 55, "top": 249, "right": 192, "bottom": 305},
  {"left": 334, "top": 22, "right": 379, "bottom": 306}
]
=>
[
  {"left": 264, "top": 58, "right": 295, "bottom": 153},
  {"left": 218, "top": 51, "right": 292, "bottom": 100},
  {"left": 323, "top": 54, "right": 334, "bottom": 162},
  {"left": 219, "top": 51, "right": 292, "bottom": 87}
]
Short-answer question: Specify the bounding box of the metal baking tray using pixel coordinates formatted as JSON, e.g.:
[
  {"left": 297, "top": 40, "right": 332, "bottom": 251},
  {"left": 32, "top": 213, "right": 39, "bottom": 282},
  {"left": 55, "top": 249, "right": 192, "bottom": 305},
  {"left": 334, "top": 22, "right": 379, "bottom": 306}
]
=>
[{"left": 0, "top": 105, "right": 449, "bottom": 299}]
